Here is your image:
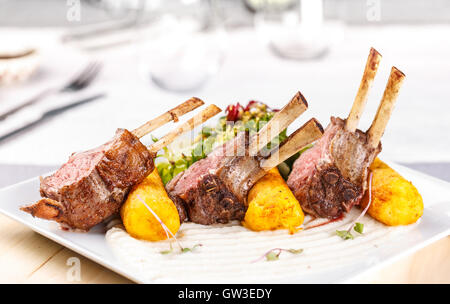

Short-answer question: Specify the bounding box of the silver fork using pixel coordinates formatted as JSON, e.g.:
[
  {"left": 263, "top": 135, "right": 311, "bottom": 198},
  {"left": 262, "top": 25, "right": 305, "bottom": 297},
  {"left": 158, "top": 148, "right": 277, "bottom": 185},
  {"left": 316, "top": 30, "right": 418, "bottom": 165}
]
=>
[{"left": 0, "top": 61, "right": 102, "bottom": 121}]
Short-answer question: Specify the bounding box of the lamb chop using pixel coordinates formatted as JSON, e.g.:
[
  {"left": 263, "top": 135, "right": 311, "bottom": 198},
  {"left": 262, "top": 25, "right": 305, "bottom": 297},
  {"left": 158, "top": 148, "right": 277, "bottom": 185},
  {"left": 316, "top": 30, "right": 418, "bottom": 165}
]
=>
[
  {"left": 167, "top": 92, "right": 324, "bottom": 225},
  {"left": 287, "top": 48, "right": 405, "bottom": 219},
  {"left": 21, "top": 99, "right": 222, "bottom": 231}
]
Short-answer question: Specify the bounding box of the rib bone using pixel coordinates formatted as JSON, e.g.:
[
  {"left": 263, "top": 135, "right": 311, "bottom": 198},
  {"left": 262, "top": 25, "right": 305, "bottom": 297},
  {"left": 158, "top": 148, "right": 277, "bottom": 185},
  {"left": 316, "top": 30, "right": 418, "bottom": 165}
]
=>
[
  {"left": 346, "top": 47, "right": 382, "bottom": 132},
  {"left": 367, "top": 66, "right": 405, "bottom": 148},
  {"left": 261, "top": 118, "right": 324, "bottom": 169},
  {"left": 248, "top": 91, "right": 308, "bottom": 156},
  {"left": 132, "top": 97, "right": 204, "bottom": 138},
  {"left": 149, "top": 104, "right": 221, "bottom": 153}
]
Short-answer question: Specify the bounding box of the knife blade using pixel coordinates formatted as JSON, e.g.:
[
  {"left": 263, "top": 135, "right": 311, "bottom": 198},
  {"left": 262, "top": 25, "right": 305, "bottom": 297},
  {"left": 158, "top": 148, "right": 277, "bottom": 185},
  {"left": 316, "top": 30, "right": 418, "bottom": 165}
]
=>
[{"left": 0, "top": 93, "right": 105, "bottom": 144}]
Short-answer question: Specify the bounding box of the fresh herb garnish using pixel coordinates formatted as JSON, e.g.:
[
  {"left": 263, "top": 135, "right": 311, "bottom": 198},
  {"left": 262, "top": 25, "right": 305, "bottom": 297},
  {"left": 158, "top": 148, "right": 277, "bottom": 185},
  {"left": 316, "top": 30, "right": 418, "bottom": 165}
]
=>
[
  {"left": 265, "top": 251, "right": 279, "bottom": 261},
  {"left": 354, "top": 222, "right": 364, "bottom": 234},
  {"left": 288, "top": 248, "right": 304, "bottom": 254},
  {"left": 336, "top": 230, "right": 354, "bottom": 240},
  {"left": 336, "top": 222, "right": 364, "bottom": 240},
  {"left": 160, "top": 244, "right": 202, "bottom": 255},
  {"left": 181, "top": 244, "right": 202, "bottom": 253},
  {"left": 336, "top": 223, "right": 364, "bottom": 240},
  {"left": 155, "top": 101, "right": 287, "bottom": 185},
  {"left": 252, "top": 248, "right": 304, "bottom": 263}
]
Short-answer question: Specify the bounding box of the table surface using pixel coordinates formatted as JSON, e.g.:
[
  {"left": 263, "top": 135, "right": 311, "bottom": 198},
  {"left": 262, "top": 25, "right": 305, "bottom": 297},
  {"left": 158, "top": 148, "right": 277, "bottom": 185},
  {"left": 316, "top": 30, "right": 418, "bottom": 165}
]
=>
[{"left": 1, "top": 24, "right": 449, "bottom": 283}]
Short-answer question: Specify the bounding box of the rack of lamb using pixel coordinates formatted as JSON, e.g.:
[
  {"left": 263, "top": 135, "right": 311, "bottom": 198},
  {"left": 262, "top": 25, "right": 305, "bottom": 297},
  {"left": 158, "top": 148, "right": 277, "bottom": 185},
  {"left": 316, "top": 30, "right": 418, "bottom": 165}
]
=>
[
  {"left": 21, "top": 99, "right": 221, "bottom": 230},
  {"left": 167, "top": 92, "right": 324, "bottom": 224},
  {"left": 287, "top": 48, "right": 405, "bottom": 219}
]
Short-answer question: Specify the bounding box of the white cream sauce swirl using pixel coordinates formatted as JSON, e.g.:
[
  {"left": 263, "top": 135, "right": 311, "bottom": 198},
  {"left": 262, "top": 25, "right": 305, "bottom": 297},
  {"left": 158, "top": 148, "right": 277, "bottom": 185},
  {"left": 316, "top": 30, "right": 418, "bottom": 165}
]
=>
[{"left": 106, "top": 209, "right": 414, "bottom": 283}]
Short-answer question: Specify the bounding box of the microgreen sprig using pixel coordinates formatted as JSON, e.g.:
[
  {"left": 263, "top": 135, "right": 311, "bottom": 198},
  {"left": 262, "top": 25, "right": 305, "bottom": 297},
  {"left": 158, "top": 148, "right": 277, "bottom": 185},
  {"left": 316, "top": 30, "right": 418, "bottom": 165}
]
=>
[
  {"left": 252, "top": 248, "right": 303, "bottom": 263},
  {"left": 181, "top": 244, "right": 203, "bottom": 253},
  {"left": 354, "top": 222, "right": 364, "bottom": 234},
  {"left": 160, "top": 244, "right": 203, "bottom": 255},
  {"left": 336, "top": 230, "right": 354, "bottom": 240}
]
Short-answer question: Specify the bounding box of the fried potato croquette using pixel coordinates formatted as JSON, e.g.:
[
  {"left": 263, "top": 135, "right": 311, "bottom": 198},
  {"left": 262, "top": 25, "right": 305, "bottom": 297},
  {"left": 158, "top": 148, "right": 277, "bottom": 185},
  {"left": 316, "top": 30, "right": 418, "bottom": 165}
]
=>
[
  {"left": 361, "top": 158, "right": 423, "bottom": 226},
  {"left": 243, "top": 168, "right": 304, "bottom": 233},
  {"left": 121, "top": 169, "right": 180, "bottom": 241}
]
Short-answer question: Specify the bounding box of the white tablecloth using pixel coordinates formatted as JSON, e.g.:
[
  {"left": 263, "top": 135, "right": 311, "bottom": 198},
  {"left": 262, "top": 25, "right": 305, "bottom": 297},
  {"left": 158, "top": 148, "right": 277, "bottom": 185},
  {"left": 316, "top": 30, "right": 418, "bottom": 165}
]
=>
[{"left": 0, "top": 25, "right": 449, "bottom": 166}]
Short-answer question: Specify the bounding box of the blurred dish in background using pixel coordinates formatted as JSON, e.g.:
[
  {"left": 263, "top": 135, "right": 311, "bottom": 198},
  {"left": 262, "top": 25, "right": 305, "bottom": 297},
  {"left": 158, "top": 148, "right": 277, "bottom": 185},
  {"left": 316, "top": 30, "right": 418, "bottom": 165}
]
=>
[
  {"left": 0, "top": 44, "right": 40, "bottom": 86},
  {"left": 136, "top": 0, "right": 228, "bottom": 92},
  {"left": 254, "top": 0, "right": 343, "bottom": 60}
]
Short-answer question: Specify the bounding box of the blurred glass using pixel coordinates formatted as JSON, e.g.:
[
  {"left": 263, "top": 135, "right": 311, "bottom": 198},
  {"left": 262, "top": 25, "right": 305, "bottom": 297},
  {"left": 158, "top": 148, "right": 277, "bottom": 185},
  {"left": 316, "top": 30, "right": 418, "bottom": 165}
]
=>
[
  {"left": 254, "top": 0, "right": 341, "bottom": 60},
  {"left": 135, "top": 0, "right": 227, "bottom": 92}
]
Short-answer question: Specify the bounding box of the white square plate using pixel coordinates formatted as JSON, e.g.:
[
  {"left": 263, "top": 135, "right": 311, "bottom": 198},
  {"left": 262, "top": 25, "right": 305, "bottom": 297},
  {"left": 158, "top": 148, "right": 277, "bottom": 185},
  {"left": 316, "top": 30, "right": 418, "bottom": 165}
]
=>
[{"left": 0, "top": 161, "right": 449, "bottom": 283}]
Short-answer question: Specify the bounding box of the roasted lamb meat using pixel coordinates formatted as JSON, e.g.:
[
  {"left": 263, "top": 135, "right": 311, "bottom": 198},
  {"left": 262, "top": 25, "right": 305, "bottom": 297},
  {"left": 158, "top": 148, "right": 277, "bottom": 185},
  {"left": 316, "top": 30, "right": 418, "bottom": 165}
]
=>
[
  {"left": 287, "top": 117, "right": 381, "bottom": 218},
  {"left": 287, "top": 48, "right": 405, "bottom": 219},
  {"left": 167, "top": 93, "right": 324, "bottom": 225},
  {"left": 21, "top": 99, "right": 222, "bottom": 231},
  {"left": 23, "top": 128, "right": 155, "bottom": 230},
  {"left": 167, "top": 131, "right": 252, "bottom": 224}
]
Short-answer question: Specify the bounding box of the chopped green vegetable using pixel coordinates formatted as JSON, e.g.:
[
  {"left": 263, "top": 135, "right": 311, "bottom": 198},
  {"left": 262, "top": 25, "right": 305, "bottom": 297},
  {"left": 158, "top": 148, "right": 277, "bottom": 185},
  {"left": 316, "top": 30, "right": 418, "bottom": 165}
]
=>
[
  {"left": 155, "top": 102, "right": 290, "bottom": 185},
  {"left": 354, "top": 222, "right": 364, "bottom": 234}
]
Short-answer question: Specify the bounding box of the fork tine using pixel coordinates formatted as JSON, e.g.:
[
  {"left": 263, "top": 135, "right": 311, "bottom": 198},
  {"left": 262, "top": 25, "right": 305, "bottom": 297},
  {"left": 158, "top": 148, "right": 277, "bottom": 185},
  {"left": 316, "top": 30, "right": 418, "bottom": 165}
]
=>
[
  {"left": 65, "top": 62, "right": 96, "bottom": 90},
  {"left": 69, "top": 61, "right": 101, "bottom": 91},
  {"left": 73, "top": 62, "right": 102, "bottom": 90},
  {"left": 71, "top": 62, "right": 97, "bottom": 88}
]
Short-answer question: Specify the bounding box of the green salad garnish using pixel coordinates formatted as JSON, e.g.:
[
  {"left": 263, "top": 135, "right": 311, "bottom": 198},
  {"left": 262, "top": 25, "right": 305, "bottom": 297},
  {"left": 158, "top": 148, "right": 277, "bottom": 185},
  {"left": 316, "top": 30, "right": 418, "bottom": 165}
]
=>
[{"left": 155, "top": 101, "right": 300, "bottom": 185}]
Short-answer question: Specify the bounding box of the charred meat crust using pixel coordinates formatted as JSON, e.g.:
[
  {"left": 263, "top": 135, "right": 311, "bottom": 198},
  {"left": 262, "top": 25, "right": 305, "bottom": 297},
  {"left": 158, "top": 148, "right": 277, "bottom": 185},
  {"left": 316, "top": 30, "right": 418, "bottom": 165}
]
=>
[
  {"left": 96, "top": 130, "right": 155, "bottom": 189},
  {"left": 166, "top": 132, "right": 259, "bottom": 225},
  {"left": 166, "top": 171, "right": 189, "bottom": 222},
  {"left": 21, "top": 198, "right": 65, "bottom": 220},
  {"left": 169, "top": 194, "right": 189, "bottom": 223},
  {"left": 302, "top": 166, "right": 362, "bottom": 219},
  {"left": 20, "top": 198, "right": 77, "bottom": 230},
  {"left": 23, "top": 128, "right": 155, "bottom": 231},
  {"left": 170, "top": 174, "right": 246, "bottom": 225}
]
